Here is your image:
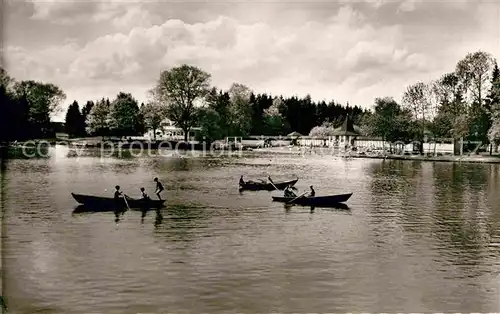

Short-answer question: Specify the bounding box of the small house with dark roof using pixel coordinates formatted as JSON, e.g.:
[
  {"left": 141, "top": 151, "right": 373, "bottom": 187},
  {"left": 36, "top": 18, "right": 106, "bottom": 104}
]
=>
[{"left": 331, "top": 114, "right": 360, "bottom": 147}]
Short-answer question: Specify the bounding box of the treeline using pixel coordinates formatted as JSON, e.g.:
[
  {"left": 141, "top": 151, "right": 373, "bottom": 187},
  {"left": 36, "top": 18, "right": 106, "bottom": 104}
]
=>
[
  {"left": 0, "top": 65, "right": 369, "bottom": 143},
  {"left": 198, "top": 86, "right": 370, "bottom": 141},
  {"left": 145, "top": 65, "right": 370, "bottom": 142},
  {"left": 64, "top": 94, "right": 146, "bottom": 138},
  {"left": 363, "top": 50, "right": 500, "bottom": 153},
  {"left": 4, "top": 49, "right": 498, "bottom": 149},
  {"left": 65, "top": 87, "right": 369, "bottom": 141}
]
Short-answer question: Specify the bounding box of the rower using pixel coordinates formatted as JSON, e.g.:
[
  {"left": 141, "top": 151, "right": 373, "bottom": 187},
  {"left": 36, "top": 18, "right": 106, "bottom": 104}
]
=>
[
  {"left": 154, "top": 177, "right": 164, "bottom": 201},
  {"left": 284, "top": 185, "right": 296, "bottom": 198},
  {"left": 114, "top": 185, "right": 125, "bottom": 211},
  {"left": 309, "top": 185, "right": 315, "bottom": 197},
  {"left": 239, "top": 175, "right": 245, "bottom": 186},
  {"left": 114, "top": 185, "right": 123, "bottom": 200},
  {"left": 140, "top": 187, "right": 149, "bottom": 200}
]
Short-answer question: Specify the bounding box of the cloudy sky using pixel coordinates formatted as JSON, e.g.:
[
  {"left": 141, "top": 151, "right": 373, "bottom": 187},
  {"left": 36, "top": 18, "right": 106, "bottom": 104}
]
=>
[{"left": 2, "top": 0, "right": 500, "bottom": 121}]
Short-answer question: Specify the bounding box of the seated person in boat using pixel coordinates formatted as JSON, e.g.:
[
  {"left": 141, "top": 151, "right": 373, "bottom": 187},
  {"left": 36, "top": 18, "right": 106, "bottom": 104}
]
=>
[
  {"left": 140, "top": 187, "right": 150, "bottom": 200},
  {"left": 114, "top": 186, "right": 132, "bottom": 198},
  {"left": 113, "top": 185, "right": 129, "bottom": 210},
  {"left": 309, "top": 185, "right": 315, "bottom": 197},
  {"left": 239, "top": 175, "right": 245, "bottom": 186},
  {"left": 284, "top": 185, "right": 297, "bottom": 198},
  {"left": 114, "top": 185, "right": 123, "bottom": 200}
]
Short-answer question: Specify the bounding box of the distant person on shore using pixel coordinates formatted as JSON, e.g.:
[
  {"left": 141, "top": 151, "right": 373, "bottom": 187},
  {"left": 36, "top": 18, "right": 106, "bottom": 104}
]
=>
[
  {"left": 309, "top": 185, "right": 315, "bottom": 197},
  {"left": 154, "top": 177, "right": 164, "bottom": 200}
]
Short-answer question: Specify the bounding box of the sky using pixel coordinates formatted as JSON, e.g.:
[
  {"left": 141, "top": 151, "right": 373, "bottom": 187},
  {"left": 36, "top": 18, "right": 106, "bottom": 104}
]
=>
[{"left": 2, "top": 0, "right": 500, "bottom": 121}]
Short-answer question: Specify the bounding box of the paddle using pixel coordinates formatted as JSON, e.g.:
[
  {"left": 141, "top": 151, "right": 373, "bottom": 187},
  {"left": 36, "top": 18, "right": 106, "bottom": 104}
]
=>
[
  {"left": 287, "top": 191, "right": 308, "bottom": 204},
  {"left": 122, "top": 194, "right": 131, "bottom": 212},
  {"left": 268, "top": 176, "right": 279, "bottom": 190}
]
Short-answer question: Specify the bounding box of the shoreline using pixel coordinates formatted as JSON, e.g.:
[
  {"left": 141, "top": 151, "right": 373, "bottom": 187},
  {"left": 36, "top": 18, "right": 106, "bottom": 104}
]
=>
[{"left": 252, "top": 146, "right": 500, "bottom": 164}]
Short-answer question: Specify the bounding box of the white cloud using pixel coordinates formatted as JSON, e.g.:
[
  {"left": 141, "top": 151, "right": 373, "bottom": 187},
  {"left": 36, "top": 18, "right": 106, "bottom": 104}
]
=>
[{"left": 4, "top": 1, "right": 500, "bottom": 122}]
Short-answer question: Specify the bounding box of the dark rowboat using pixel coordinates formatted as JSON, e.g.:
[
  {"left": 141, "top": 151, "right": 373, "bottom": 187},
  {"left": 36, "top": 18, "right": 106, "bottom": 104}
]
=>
[
  {"left": 71, "top": 193, "right": 165, "bottom": 210},
  {"left": 239, "top": 178, "right": 298, "bottom": 191},
  {"left": 272, "top": 193, "right": 353, "bottom": 206}
]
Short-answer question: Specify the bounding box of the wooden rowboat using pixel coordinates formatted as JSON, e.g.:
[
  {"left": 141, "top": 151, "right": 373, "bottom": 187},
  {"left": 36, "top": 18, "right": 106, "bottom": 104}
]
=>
[
  {"left": 272, "top": 193, "right": 353, "bottom": 206},
  {"left": 71, "top": 193, "right": 165, "bottom": 210},
  {"left": 239, "top": 178, "right": 298, "bottom": 191}
]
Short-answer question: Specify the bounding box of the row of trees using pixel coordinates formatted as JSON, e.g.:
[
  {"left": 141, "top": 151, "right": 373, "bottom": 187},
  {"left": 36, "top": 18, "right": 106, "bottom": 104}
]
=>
[
  {"left": 64, "top": 94, "right": 146, "bottom": 138},
  {"left": 146, "top": 65, "right": 369, "bottom": 142},
  {"left": 364, "top": 50, "right": 500, "bottom": 153},
  {"left": 66, "top": 64, "right": 369, "bottom": 142}
]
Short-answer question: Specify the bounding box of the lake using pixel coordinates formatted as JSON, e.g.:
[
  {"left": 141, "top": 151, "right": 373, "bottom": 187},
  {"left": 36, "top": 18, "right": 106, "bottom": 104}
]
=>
[{"left": 1, "top": 145, "right": 500, "bottom": 313}]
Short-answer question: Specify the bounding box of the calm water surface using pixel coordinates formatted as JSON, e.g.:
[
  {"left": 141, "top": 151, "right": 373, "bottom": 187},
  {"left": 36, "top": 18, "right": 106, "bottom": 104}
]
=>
[{"left": 2, "top": 146, "right": 500, "bottom": 313}]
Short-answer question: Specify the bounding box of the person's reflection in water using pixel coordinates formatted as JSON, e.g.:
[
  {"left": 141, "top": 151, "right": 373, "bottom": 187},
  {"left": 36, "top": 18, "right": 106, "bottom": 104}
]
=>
[
  {"left": 141, "top": 209, "right": 147, "bottom": 224},
  {"left": 140, "top": 187, "right": 150, "bottom": 224},
  {"left": 154, "top": 208, "right": 163, "bottom": 228},
  {"left": 310, "top": 206, "right": 315, "bottom": 213},
  {"left": 114, "top": 209, "right": 121, "bottom": 224},
  {"left": 284, "top": 203, "right": 292, "bottom": 213}
]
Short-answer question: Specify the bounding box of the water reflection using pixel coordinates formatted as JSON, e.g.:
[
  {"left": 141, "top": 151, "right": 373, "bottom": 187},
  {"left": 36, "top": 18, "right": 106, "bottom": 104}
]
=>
[
  {"left": 282, "top": 203, "right": 351, "bottom": 213},
  {"left": 3, "top": 151, "right": 500, "bottom": 312},
  {"left": 368, "top": 159, "right": 500, "bottom": 282},
  {"left": 154, "top": 205, "right": 211, "bottom": 243}
]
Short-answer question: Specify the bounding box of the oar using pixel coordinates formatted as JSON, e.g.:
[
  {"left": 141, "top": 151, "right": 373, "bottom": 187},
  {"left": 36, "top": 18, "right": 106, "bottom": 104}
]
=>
[
  {"left": 122, "top": 194, "right": 131, "bottom": 212},
  {"left": 287, "top": 191, "right": 308, "bottom": 204},
  {"left": 268, "top": 176, "right": 279, "bottom": 190}
]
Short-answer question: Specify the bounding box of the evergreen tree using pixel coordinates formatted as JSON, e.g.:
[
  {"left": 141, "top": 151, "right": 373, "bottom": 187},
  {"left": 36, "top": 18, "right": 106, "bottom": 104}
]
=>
[{"left": 64, "top": 100, "right": 85, "bottom": 138}]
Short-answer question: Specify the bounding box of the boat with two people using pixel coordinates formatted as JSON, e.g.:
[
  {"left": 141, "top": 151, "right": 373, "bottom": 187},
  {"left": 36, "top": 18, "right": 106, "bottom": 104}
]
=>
[
  {"left": 239, "top": 175, "right": 298, "bottom": 191},
  {"left": 273, "top": 185, "right": 352, "bottom": 207}
]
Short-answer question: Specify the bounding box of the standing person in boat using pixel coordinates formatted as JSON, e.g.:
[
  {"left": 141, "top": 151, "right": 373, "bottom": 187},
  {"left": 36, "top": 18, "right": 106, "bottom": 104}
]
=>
[
  {"left": 239, "top": 175, "right": 245, "bottom": 186},
  {"left": 309, "top": 185, "right": 315, "bottom": 197},
  {"left": 154, "top": 177, "right": 164, "bottom": 201}
]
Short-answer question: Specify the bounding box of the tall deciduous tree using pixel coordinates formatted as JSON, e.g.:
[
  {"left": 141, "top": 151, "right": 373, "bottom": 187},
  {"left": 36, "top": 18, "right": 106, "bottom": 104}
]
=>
[
  {"left": 456, "top": 50, "right": 494, "bottom": 107},
  {"left": 228, "top": 83, "right": 253, "bottom": 136},
  {"left": 197, "top": 108, "right": 224, "bottom": 144},
  {"left": 367, "top": 97, "right": 414, "bottom": 152},
  {"left": 86, "top": 98, "right": 110, "bottom": 138},
  {"left": 402, "top": 82, "right": 433, "bottom": 152},
  {"left": 108, "top": 92, "right": 141, "bottom": 137},
  {"left": 262, "top": 96, "right": 288, "bottom": 135},
  {"left": 12, "top": 80, "right": 66, "bottom": 138},
  {"left": 486, "top": 61, "right": 500, "bottom": 153},
  {"left": 431, "top": 73, "right": 468, "bottom": 139},
  {"left": 153, "top": 64, "right": 211, "bottom": 141}
]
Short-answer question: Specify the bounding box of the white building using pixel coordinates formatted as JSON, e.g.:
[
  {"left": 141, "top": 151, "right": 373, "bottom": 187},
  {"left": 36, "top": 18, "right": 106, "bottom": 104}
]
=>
[{"left": 145, "top": 118, "right": 202, "bottom": 142}]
